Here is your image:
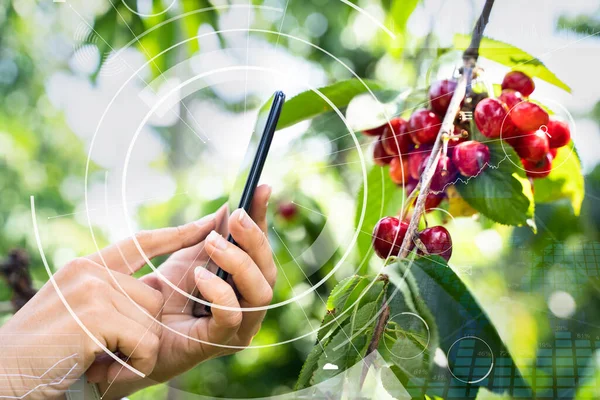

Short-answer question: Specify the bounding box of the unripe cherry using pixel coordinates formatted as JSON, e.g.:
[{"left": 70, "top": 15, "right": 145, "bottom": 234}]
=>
[
  {"left": 452, "top": 141, "right": 491, "bottom": 177},
  {"left": 547, "top": 118, "right": 571, "bottom": 148},
  {"left": 363, "top": 124, "right": 386, "bottom": 137},
  {"left": 408, "top": 109, "right": 442, "bottom": 145},
  {"left": 417, "top": 226, "right": 453, "bottom": 262},
  {"left": 373, "top": 138, "right": 393, "bottom": 166},
  {"left": 429, "top": 79, "right": 458, "bottom": 116},
  {"left": 381, "top": 117, "right": 412, "bottom": 156},
  {"left": 510, "top": 102, "right": 549, "bottom": 132},
  {"left": 474, "top": 98, "right": 508, "bottom": 138},
  {"left": 389, "top": 157, "right": 410, "bottom": 185},
  {"left": 513, "top": 129, "right": 550, "bottom": 162},
  {"left": 419, "top": 154, "right": 458, "bottom": 192},
  {"left": 502, "top": 71, "right": 535, "bottom": 96},
  {"left": 521, "top": 153, "right": 553, "bottom": 179},
  {"left": 372, "top": 217, "right": 410, "bottom": 259}
]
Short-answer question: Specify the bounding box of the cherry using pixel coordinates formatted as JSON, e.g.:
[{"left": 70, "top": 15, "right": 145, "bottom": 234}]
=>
[
  {"left": 373, "top": 137, "right": 393, "bottom": 166},
  {"left": 278, "top": 202, "right": 298, "bottom": 220},
  {"left": 363, "top": 124, "right": 386, "bottom": 137},
  {"left": 389, "top": 157, "right": 410, "bottom": 185},
  {"left": 549, "top": 148, "right": 558, "bottom": 158},
  {"left": 498, "top": 89, "right": 524, "bottom": 111},
  {"left": 429, "top": 79, "right": 458, "bottom": 116},
  {"left": 372, "top": 217, "right": 410, "bottom": 259},
  {"left": 547, "top": 118, "right": 571, "bottom": 148},
  {"left": 510, "top": 101, "right": 549, "bottom": 132},
  {"left": 521, "top": 153, "right": 553, "bottom": 179},
  {"left": 424, "top": 191, "right": 445, "bottom": 211},
  {"left": 408, "top": 109, "right": 441, "bottom": 145},
  {"left": 381, "top": 117, "right": 412, "bottom": 156},
  {"left": 502, "top": 71, "right": 535, "bottom": 97},
  {"left": 408, "top": 147, "right": 431, "bottom": 181},
  {"left": 419, "top": 154, "right": 458, "bottom": 192},
  {"left": 513, "top": 129, "right": 550, "bottom": 162},
  {"left": 404, "top": 179, "right": 418, "bottom": 196},
  {"left": 452, "top": 141, "right": 490, "bottom": 177},
  {"left": 474, "top": 98, "right": 508, "bottom": 138},
  {"left": 447, "top": 126, "right": 468, "bottom": 149},
  {"left": 417, "top": 226, "right": 452, "bottom": 262}
]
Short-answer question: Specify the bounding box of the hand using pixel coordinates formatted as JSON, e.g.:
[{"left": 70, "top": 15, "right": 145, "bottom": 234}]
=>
[
  {"left": 0, "top": 220, "right": 214, "bottom": 399},
  {"left": 99, "top": 184, "right": 276, "bottom": 398}
]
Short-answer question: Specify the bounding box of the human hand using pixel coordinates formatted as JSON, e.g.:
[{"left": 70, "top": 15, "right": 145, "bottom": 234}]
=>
[
  {"left": 0, "top": 218, "right": 216, "bottom": 399},
  {"left": 99, "top": 184, "right": 276, "bottom": 398}
]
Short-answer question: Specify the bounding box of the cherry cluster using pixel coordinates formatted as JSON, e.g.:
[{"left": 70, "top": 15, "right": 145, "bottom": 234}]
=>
[
  {"left": 474, "top": 71, "right": 571, "bottom": 178},
  {"left": 365, "top": 70, "right": 571, "bottom": 262}
]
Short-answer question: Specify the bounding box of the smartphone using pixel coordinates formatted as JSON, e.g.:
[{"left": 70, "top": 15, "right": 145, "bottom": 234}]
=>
[{"left": 196, "top": 90, "right": 285, "bottom": 315}]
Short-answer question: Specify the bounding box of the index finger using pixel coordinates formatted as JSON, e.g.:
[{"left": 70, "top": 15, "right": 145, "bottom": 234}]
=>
[{"left": 86, "top": 215, "right": 217, "bottom": 275}]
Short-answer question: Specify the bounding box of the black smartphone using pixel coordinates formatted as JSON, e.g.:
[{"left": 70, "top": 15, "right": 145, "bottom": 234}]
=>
[{"left": 196, "top": 90, "right": 285, "bottom": 315}]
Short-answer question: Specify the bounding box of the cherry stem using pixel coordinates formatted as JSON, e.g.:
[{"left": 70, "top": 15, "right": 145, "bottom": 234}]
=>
[
  {"left": 400, "top": 182, "right": 421, "bottom": 219},
  {"left": 398, "top": 0, "right": 495, "bottom": 259}
]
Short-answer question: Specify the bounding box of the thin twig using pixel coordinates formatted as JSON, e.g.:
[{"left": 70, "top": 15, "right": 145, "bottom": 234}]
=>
[{"left": 399, "top": 0, "right": 496, "bottom": 258}]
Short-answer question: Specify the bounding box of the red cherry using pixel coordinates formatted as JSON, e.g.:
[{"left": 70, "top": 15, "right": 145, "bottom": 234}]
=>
[
  {"left": 502, "top": 71, "right": 535, "bottom": 97},
  {"left": 408, "top": 109, "right": 441, "bottom": 145},
  {"left": 549, "top": 148, "right": 558, "bottom": 158},
  {"left": 510, "top": 102, "right": 549, "bottom": 132},
  {"left": 513, "top": 129, "right": 550, "bottom": 162},
  {"left": 547, "top": 118, "right": 571, "bottom": 148},
  {"left": 452, "top": 141, "right": 491, "bottom": 177},
  {"left": 417, "top": 226, "right": 452, "bottom": 261},
  {"left": 429, "top": 79, "right": 458, "bottom": 116},
  {"left": 419, "top": 154, "right": 458, "bottom": 192},
  {"left": 278, "top": 202, "right": 298, "bottom": 220},
  {"left": 372, "top": 217, "right": 410, "bottom": 259},
  {"left": 474, "top": 98, "right": 509, "bottom": 138},
  {"left": 521, "top": 153, "right": 553, "bottom": 179},
  {"left": 389, "top": 157, "right": 410, "bottom": 185},
  {"left": 424, "top": 191, "right": 445, "bottom": 211},
  {"left": 448, "top": 126, "right": 468, "bottom": 149},
  {"left": 498, "top": 89, "right": 524, "bottom": 111},
  {"left": 373, "top": 138, "right": 393, "bottom": 166},
  {"left": 408, "top": 147, "right": 431, "bottom": 181},
  {"left": 363, "top": 124, "right": 386, "bottom": 137},
  {"left": 381, "top": 117, "right": 412, "bottom": 156}
]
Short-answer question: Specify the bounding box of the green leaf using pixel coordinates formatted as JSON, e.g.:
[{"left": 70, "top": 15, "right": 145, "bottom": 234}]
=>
[
  {"left": 295, "top": 339, "right": 328, "bottom": 390},
  {"left": 318, "top": 275, "right": 368, "bottom": 341},
  {"left": 275, "top": 79, "right": 384, "bottom": 130},
  {"left": 312, "top": 301, "right": 380, "bottom": 384},
  {"left": 453, "top": 34, "right": 571, "bottom": 93},
  {"left": 456, "top": 141, "right": 535, "bottom": 227},
  {"left": 534, "top": 141, "right": 584, "bottom": 215},
  {"left": 354, "top": 166, "right": 404, "bottom": 265},
  {"left": 392, "top": 256, "right": 529, "bottom": 395}
]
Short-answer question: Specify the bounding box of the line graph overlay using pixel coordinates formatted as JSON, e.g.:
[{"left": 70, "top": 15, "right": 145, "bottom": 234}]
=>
[{"left": 0, "top": 335, "right": 82, "bottom": 399}]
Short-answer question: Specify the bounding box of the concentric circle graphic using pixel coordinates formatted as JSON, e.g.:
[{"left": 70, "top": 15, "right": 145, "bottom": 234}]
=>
[
  {"left": 383, "top": 312, "right": 431, "bottom": 360},
  {"left": 447, "top": 336, "right": 494, "bottom": 384}
]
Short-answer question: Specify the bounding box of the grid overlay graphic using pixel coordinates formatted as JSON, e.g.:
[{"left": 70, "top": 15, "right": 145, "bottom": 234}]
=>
[{"left": 403, "top": 242, "right": 600, "bottom": 399}]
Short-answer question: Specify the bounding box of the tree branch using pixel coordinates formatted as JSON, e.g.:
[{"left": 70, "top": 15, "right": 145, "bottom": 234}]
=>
[{"left": 399, "top": 0, "right": 495, "bottom": 258}]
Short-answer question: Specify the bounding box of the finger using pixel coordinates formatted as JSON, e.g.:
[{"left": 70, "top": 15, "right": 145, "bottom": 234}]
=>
[
  {"left": 237, "top": 308, "right": 267, "bottom": 346},
  {"left": 103, "top": 268, "right": 165, "bottom": 317},
  {"left": 167, "top": 204, "right": 229, "bottom": 264},
  {"left": 248, "top": 184, "right": 272, "bottom": 235},
  {"left": 204, "top": 231, "right": 273, "bottom": 307},
  {"left": 192, "top": 267, "right": 242, "bottom": 344},
  {"left": 103, "top": 316, "right": 160, "bottom": 383},
  {"left": 229, "top": 208, "right": 277, "bottom": 287},
  {"left": 86, "top": 214, "right": 218, "bottom": 275},
  {"left": 111, "top": 291, "right": 162, "bottom": 340}
]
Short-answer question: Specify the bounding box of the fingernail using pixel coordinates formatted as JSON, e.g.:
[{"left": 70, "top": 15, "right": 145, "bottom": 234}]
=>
[
  {"left": 207, "top": 231, "right": 227, "bottom": 250},
  {"left": 238, "top": 209, "right": 253, "bottom": 229},
  {"left": 195, "top": 266, "right": 215, "bottom": 280},
  {"left": 195, "top": 213, "right": 216, "bottom": 227}
]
